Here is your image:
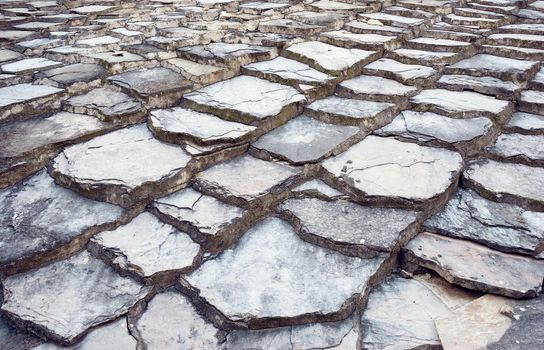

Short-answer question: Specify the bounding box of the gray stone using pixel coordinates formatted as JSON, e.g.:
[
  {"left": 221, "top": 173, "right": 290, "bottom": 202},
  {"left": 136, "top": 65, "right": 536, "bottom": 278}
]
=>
[
  {"left": 363, "top": 58, "right": 437, "bottom": 86},
  {"left": 1, "top": 57, "right": 62, "bottom": 74},
  {"left": 425, "top": 188, "right": 544, "bottom": 255},
  {"left": 0, "top": 170, "right": 125, "bottom": 274},
  {"left": 519, "top": 90, "right": 544, "bottom": 115},
  {"left": 0, "top": 83, "right": 64, "bottom": 122},
  {"left": 36, "top": 63, "right": 107, "bottom": 87},
  {"left": 177, "top": 42, "right": 277, "bottom": 68},
  {"left": 444, "top": 54, "right": 539, "bottom": 81},
  {"left": 0, "top": 314, "right": 43, "bottom": 350},
  {"left": 487, "top": 133, "right": 544, "bottom": 166},
  {"left": 292, "top": 179, "right": 345, "bottom": 199},
  {"left": 320, "top": 30, "right": 401, "bottom": 51},
  {"left": 506, "top": 112, "right": 544, "bottom": 134},
  {"left": 337, "top": 75, "right": 418, "bottom": 103},
  {"left": 403, "top": 232, "right": 544, "bottom": 298},
  {"left": 181, "top": 217, "right": 388, "bottom": 327},
  {"left": 1, "top": 250, "right": 150, "bottom": 345},
  {"left": 252, "top": 115, "right": 359, "bottom": 164},
  {"left": 258, "top": 19, "right": 323, "bottom": 36},
  {"left": 437, "top": 74, "right": 521, "bottom": 100}
]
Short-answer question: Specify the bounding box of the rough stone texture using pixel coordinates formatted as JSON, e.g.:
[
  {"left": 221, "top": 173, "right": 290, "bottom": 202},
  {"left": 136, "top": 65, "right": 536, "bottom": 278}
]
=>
[
  {"left": 337, "top": 74, "right": 418, "bottom": 102},
  {"left": 487, "top": 133, "right": 544, "bottom": 166},
  {"left": 1, "top": 250, "right": 150, "bottom": 345},
  {"left": 506, "top": 112, "right": 544, "bottom": 134},
  {"left": 403, "top": 232, "right": 544, "bottom": 298},
  {"left": 363, "top": 58, "right": 437, "bottom": 86},
  {"left": 444, "top": 54, "right": 539, "bottom": 81}
]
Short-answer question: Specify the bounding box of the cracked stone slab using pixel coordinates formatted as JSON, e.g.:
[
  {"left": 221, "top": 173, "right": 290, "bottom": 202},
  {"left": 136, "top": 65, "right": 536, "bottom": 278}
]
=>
[
  {"left": 337, "top": 74, "right": 419, "bottom": 103},
  {"left": 305, "top": 96, "right": 397, "bottom": 129},
  {"left": 180, "top": 217, "right": 388, "bottom": 328},
  {"left": 107, "top": 67, "right": 193, "bottom": 108},
  {"left": 89, "top": 212, "right": 200, "bottom": 281},
  {"left": 133, "top": 290, "right": 223, "bottom": 350},
  {"left": 436, "top": 294, "right": 544, "bottom": 350},
  {"left": 35, "top": 63, "right": 108, "bottom": 88},
  {"left": 161, "top": 57, "right": 232, "bottom": 85},
  {"left": 519, "top": 90, "right": 544, "bottom": 115},
  {"left": 487, "top": 133, "right": 544, "bottom": 166},
  {"left": 463, "top": 158, "right": 544, "bottom": 211},
  {"left": 149, "top": 107, "right": 256, "bottom": 146},
  {"left": 424, "top": 188, "right": 544, "bottom": 256},
  {"left": 389, "top": 48, "right": 464, "bottom": 66},
  {"left": 322, "top": 136, "right": 463, "bottom": 207},
  {"left": 362, "top": 58, "right": 438, "bottom": 86},
  {"left": 437, "top": 74, "right": 521, "bottom": 100},
  {"left": 1, "top": 250, "right": 150, "bottom": 345},
  {"left": 278, "top": 197, "right": 419, "bottom": 256},
  {"left": 0, "top": 83, "right": 64, "bottom": 122},
  {"left": 361, "top": 275, "right": 477, "bottom": 350},
  {"left": 403, "top": 232, "right": 544, "bottom": 298},
  {"left": 1, "top": 57, "right": 63, "bottom": 74},
  {"left": 444, "top": 54, "right": 540, "bottom": 81},
  {"left": 252, "top": 115, "right": 359, "bottom": 164},
  {"left": 506, "top": 112, "right": 544, "bottom": 134},
  {"left": 283, "top": 40, "right": 378, "bottom": 76},
  {"left": 410, "top": 89, "right": 513, "bottom": 119},
  {"left": 320, "top": 30, "right": 401, "bottom": 51},
  {"left": 177, "top": 42, "right": 277, "bottom": 69},
  {"left": 193, "top": 154, "right": 301, "bottom": 206},
  {"left": 0, "top": 170, "right": 125, "bottom": 275},
  {"left": 183, "top": 75, "right": 305, "bottom": 125},
  {"left": 50, "top": 124, "right": 193, "bottom": 208},
  {"left": 63, "top": 86, "right": 145, "bottom": 123}
]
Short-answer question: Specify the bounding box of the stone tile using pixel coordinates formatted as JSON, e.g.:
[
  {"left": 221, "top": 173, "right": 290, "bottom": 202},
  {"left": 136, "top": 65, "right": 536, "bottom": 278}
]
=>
[
  {"left": 322, "top": 136, "right": 463, "bottom": 207},
  {"left": 149, "top": 107, "right": 256, "bottom": 146},
  {"left": 107, "top": 67, "right": 193, "bottom": 108},
  {"left": 292, "top": 179, "right": 345, "bottom": 199},
  {"left": 283, "top": 40, "right": 379, "bottom": 76},
  {"left": 50, "top": 124, "right": 193, "bottom": 207},
  {"left": 278, "top": 197, "right": 419, "bottom": 256},
  {"left": 437, "top": 74, "right": 521, "bottom": 100},
  {"left": 337, "top": 74, "right": 419, "bottom": 103},
  {"left": 183, "top": 75, "right": 305, "bottom": 125},
  {"left": 161, "top": 57, "right": 232, "bottom": 85},
  {"left": 252, "top": 115, "right": 359, "bottom": 164},
  {"left": 359, "top": 12, "right": 426, "bottom": 28},
  {"left": 63, "top": 86, "right": 145, "bottom": 123},
  {"left": 388, "top": 48, "right": 464, "bottom": 66},
  {"left": 80, "top": 51, "right": 150, "bottom": 74},
  {"left": 403, "top": 232, "right": 544, "bottom": 298},
  {"left": 320, "top": 30, "right": 401, "bottom": 51},
  {"left": 287, "top": 11, "right": 347, "bottom": 30},
  {"left": 1, "top": 57, "right": 62, "bottom": 74},
  {"left": 305, "top": 96, "right": 398, "bottom": 129},
  {"left": 193, "top": 154, "right": 301, "bottom": 206},
  {"left": 506, "top": 112, "right": 544, "bottom": 135},
  {"left": 177, "top": 42, "right": 277, "bottom": 69},
  {"left": 1, "top": 250, "right": 150, "bottom": 345},
  {"left": 425, "top": 188, "right": 544, "bottom": 256},
  {"left": 0, "top": 314, "right": 43, "bottom": 350},
  {"left": 0, "top": 83, "right": 64, "bottom": 122},
  {"left": 519, "top": 90, "right": 544, "bottom": 116},
  {"left": 487, "top": 133, "right": 544, "bottom": 166},
  {"left": 258, "top": 19, "right": 323, "bottom": 36},
  {"left": 180, "top": 217, "right": 388, "bottom": 327},
  {"left": 345, "top": 20, "right": 413, "bottom": 38},
  {"left": 463, "top": 159, "right": 544, "bottom": 211},
  {"left": 0, "top": 49, "right": 23, "bottom": 63},
  {"left": 486, "top": 33, "right": 544, "bottom": 49},
  {"left": 362, "top": 58, "right": 438, "bottom": 86},
  {"left": 36, "top": 63, "right": 108, "bottom": 88},
  {"left": 444, "top": 54, "right": 540, "bottom": 81}
]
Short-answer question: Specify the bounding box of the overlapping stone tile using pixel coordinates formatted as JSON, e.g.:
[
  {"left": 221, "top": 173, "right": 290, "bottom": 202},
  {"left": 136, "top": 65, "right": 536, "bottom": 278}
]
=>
[
  {"left": 337, "top": 74, "right": 419, "bottom": 103},
  {"left": 362, "top": 58, "right": 438, "bottom": 87},
  {"left": 487, "top": 133, "right": 544, "bottom": 166},
  {"left": 0, "top": 83, "right": 65, "bottom": 122},
  {"left": 319, "top": 30, "right": 402, "bottom": 51},
  {"left": 444, "top": 54, "right": 540, "bottom": 81},
  {"left": 177, "top": 42, "right": 277, "bottom": 69},
  {"left": 519, "top": 90, "right": 544, "bottom": 115},
  {"left": 506, "top": 112, "right": 544, "bottom": 134},
  {"left": 437, "top": 74, "right": 521, "bottom": 100},
  {"left": 35, "top": 63, "right": 107, "bottom": 91}
]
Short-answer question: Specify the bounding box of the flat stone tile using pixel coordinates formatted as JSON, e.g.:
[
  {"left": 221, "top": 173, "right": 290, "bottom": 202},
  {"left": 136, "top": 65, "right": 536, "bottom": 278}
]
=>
[
  {"left": 337, "top": 74, "right": 419, "bottom": 103},
  {"left": 444, "top": 54, "right": 540, "bottom": 81},
  {"left": 252, "top": 115, "right": 359, "bottom": 164},
  {"left": 292, "top": 179, "right": 345, "bottom": 199},
  {"left": 487, "top": 133, "right": 544, "bottom": 166},
  {"left": 36, "top": 63, "right": 108, "bottom": 87},
  {"left": 437, "top": 74, "right": 521, "bottom": 100},
  {"left": 362, "top": 58, "right": 438, "bottom": 86},
  {"left": 359, "top": 12, "right": 426, "bottom": 28},
  {"left": 389, "top": 48, "right": 463, "bottom": 66},
  {"left": 1, "top": 250, "right": 150, "bottom": 345},
  {"left": 519, "top": 90, "right": 544, "bottom": 115},
  {"left": 161, "top": 57, "right": 232, "bottom": 85},
  {"left": 1, "top": 57, "right": 62, "bottom": 74},
  {"left": 177, "top": 42, "right": 277, "bottom": 68},
  {"left": 0, "top": 83, "right": 64, "bottom": 122},
  {"left": 487, "top": 33, "right": 544, "bottom": 48},
  {"left": 506, "top": 112, "right": 544, "bottom": 134},
  {"left": 320, "top": 30, "right": 401, "bottom": 51},
  {"left": 258, "top": 19, "right": 323, "bottom": 36},
  {"left": 403, "top": 232, "right": 544, "bottom": 298}
]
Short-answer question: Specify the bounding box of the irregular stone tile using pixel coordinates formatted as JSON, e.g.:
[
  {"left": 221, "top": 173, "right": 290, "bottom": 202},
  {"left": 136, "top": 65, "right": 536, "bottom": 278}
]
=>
[
  {"left": 305, "top": 96, "right": 397, "bottom": 129},
  {"left": 443, "top": 13, "right": 502, "bottom": 28},
  {"left": 444, "top": 54, "right": 540, "bottom": 81},
  {"left": 283, "top": 40, "right": 378, "bottom": 76},
  {"left": 487, "top": 33, "right": 544, "bottom": 48},
  {"left": 36, "top": 63, "right": 108, "bottom": 88},
  {"left": 252, "top": 116, "right": 359, "bottom": 164},
  {"left": 0, "top": 170, "right": 125, "bottom": 274},
  {"left": 362, "top": 58, "right": 438, "bottom": 86},
  {"left": 1, "top": 57, "right": 62, "bottom": 74},
  {"left": 183, "top": 75, "right": 305, "bottom": 125},
  {"left": 161, "top": 57, "right": 232, "bottom": 85},
  {"left": 320, "top": 30, "right": 401, "bottom": 51},
  {"left": 405, "top": 37, "right": 474, "bottom": 53},
  {"left": 487, "top": 133, "right": 544, "bottom": 166},
  {"left": 337, "top": 74, "right": 419, "bottom": 103},
  {"left": 389, "top": 48, "right": 464, "bottom": 66},
  {"left": 34, "top": 317, "right": 137, "bottom": 350},
  {"left": 322, "top": 136, "right": 463, "bottom": 207},
  {"left": 107, "top": 67, "right": 193, "bottom": 108},
  {"left": 425, "top": 188, "right": 544, "bottom": 256},
  {"left": 258, "top": 19, "right": 322, "bottom": 36},
  {"left": 50, "top": 124, "right": 193, "bottom": 207},
  {"left": 359, "top": 12, "right": 426, "bottom": 28},
  {"left": 0, "top": 49, "right": 23, "bottom": 63},
  {"left": 287, "top": 11, "right": 347, "bottom": 30},
  {"left": 149, "top": 107, "right": 255, "bottom": 146},
  {"left": 479, "top": 44, "right": 544, "bottom": 61},
  {"left": 89, "top": 212, "right": 200, "bottom": 281},
  {"left": 506, "top": 112, "right": 544, "bottom": 134},
  {"left": 436, "top": 294, "right": 544, "bottom": 350},
  {"left": 292, "top": 179, "right": 345, "bottom": 199},
  {"left": 1, "top": 250, "right": 150, "bottom": 345},
  {"left": 63, "top": 86, "right": 145, "bottom": 123},
  {"left": 80, "top": 51, "right": 149, "bottom": 74},
  {"left": 180, "top": 217, "right": 388, "bottom": 327},
  {"left": 177, "top": 42, "right": 277, "bottom": 69},
  {"left": 437, "top": 74, "right": 521, "bottom": 100},
  {"left": 309, "top": 0, "right": 371, "bottom": 14},
  {"left": 410, "top": 89, "right": 513, "bottom": 119},
  {"left": 133, "top": 290, "right": 222, "bottom": 350},
  {"left": 519, "top": 90, "right": 544, "bottom": 115},
  {"left": 463, "top": 159, "right": 544, "bottom": 211},
  {"left": 193, "top": 154, "right": 300, "bottom": 206},
  {"left": 403, "top": 232, "right": 544, "bottom": 298},
  {"left": 0, "top": 314, "right": 43, "bottom": 350},
  {"left": 345, "top": 20, "right": 413, "bottom": 38},
  {"left": 361, "top": 275, "right": 477, "bottom": 350},
  {"left": 0, "top": 83, "right": 64, "bottom": 122},
  {"left": 278, "top": 197, "right": 419, "bottom": 256}
]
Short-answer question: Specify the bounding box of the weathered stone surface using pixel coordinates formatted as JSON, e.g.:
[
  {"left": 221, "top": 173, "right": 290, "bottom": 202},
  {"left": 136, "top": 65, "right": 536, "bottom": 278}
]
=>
[
  {"left": 403, "top": 232, "right": 544, "bottom": 298},
  {"left": 279, "top": 197, "right": 419, "bottom": 256},
  {"left": 322, "top": 136, "right": 463, "bottom": 206},
  {"left": 437, "top": 74, "right": 521, "bottom": 99},
  {"left": 149, "top": 107, "right": 255, "bottom": 146},
  {"left": 162, "top": 57, "right": 230, "bottom": 85},
  {"left": 519, "top": 90, "right": 544, "bottom": 115},
  {"left": 259, "top": 19, "right": 323, "bottom": 36},
  {"left": 363, "top": 58, "right": 437, "bottom": 86},
  {"left": 36, "top": 63, "right": 107, "bottom": 88},
  {"left": 389, "top": 48, "right": 463, "bottom": 66},
  {"left": 0, "top": 83, "right": 64, "bottom": 122},
  {"left": 183, "top": 75, "right": 305, "bottom": 125},
  {"left": 133, "top": 291, "right": 222, "bottom": 350},
  {"left": 89, "top": 212, "right": 200, "bottom": 281},
  {"left": 1, "top": 57, "right": 62, "bottom": 74},
  {"left": 0, "top": 314, "right": 43, "bottom": 350},
  {"left": 63, "top": 86, "right": 144, "bottom": 123},
  {"left": 463, "top": 159, "right": 544, "bottom": 211},
  {"left": 292, "top": 179, "right": 345, "bottom": 199},
  {"left": 487, "top": 133, "right": 544, "bottom": 166},
  {"left": 193, "top": 154, "right": 300, "bottom": 206},
  {"left": 177, "top": 42, "right": 277, "bottom": 68},
  {"left": 1, "top": 250, "right": 150, "bottom": 345},
  {"left": 320, "top": 30, "right": 401, "bottom": 51},
  {"left": 180, "top": 217, "right": 388, "bottom": 327},
  {"left": 252, "top": 115, "right": 359, "bottom": 164},
  {"left": 50, "top": 124, "right": 193, "bottom": 207},
  {"left": 506, "top": 112, "right": 544, "bottom": 134},
  {"left": 361, "top": 275, "right": 477, "bottom": 350},
  {"left": 337, "top": 74, "right": 418, "bottom": 103},
  {"left": 0, "top": 170, "right": 125, "bottom": 275},
  {"left": 425, "top": 188, "right": 544, "bottom": 256},
  {"left": 444, "top": 54, "right": 540, "bottom": 81}
]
